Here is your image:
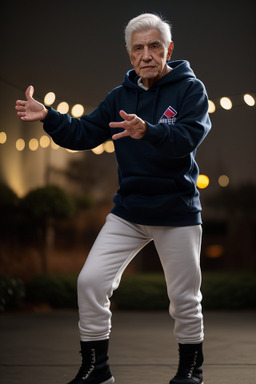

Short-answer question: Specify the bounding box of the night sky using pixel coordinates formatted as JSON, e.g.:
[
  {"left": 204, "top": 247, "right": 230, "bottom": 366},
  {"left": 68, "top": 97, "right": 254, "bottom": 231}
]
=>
[{"left": 0, "top": 0, "right": 255, "bottom": 195}]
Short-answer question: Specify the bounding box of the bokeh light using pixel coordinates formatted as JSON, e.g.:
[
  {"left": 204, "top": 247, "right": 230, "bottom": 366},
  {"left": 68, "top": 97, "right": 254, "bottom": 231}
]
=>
[
  {"left": 0, "top": 131, "right": 7, "bottom": 144},
  {"left": 16, "top": 138, "right": 25, "bottom": 151},
  {"left": 51, "top": 140, "right": 59, "bottom": 150},
  {"left": 104, "top": 141, "right": 115, "bottom": 153},
  {"left": 208, "top": 100, "right": 216, "bottom": 113},
  {"left": 91, "top": 144, "right": 104, "bottom": 155},
  {"left": 218, "top": 174, "right": 230, "bottom": 187},
  {"left": 206, "top": 244, "right": 224, "bottom": 258},
  {"left": 66, "top": 149, "right": 78, "bottom": 153},
  {"left": 40, "top": 135, "right": 51, "bottom": 148},
  {"left": 44, "top": 92, "right": 56, "bottom": 106},
  {"left": 57, "top": 102, "right": 69, "bottom": 114},
  {"left": 220, "top": 97, "right": 232, "bottom": 110},
  {"left": 197, "top": 174, "right": 210, "bottom": 189},
  {"left": 71, "top": 104, "right": 84, "bottom": 117},
  {"left": 29, "top": 138, "right": 39, "bottom": 151},
  {"left": 243, "top": 94, "right": 255, "bottom": 106}
]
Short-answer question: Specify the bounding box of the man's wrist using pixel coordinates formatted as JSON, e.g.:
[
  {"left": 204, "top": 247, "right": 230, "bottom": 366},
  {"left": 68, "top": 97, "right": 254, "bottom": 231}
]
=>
[
  {"left": 142, "top": 120, "right": 147, "bottom": 136},
  {"left": 43, "top": 107, "right": 48, "bottom": 118},
  {"left": 40, "top": 107, "right": 49, "bottom": 122}
]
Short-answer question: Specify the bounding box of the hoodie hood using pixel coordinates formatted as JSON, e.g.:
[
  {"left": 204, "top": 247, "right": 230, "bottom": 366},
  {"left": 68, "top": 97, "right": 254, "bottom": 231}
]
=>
[
  {"left": 122, "top": 60, "right": 196, "bottom": 90},
  {"left": 121, "top": 60, "right": 198, "bottom": 124}
]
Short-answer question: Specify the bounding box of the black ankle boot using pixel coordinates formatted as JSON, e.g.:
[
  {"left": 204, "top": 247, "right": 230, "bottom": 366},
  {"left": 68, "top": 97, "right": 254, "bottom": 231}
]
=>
[
  {"left": 169, "top": 343, "right": 204, "bottom": 384},
  {"left": 67, "top": 339, "right": 115, "bottom": 384}
]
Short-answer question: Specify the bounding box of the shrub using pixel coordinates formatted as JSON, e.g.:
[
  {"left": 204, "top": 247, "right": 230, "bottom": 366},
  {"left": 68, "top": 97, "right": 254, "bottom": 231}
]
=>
[
  {"left": 113, "top": 272, "right": 256, "bottom": 310},
  {"left": 23, "top": 271, "right": 256, "bottom": 310},
  {"left": 0, "top": 275, "right": 26, "bottom": 312},
  {"left": 112, "top": 273, "right": 169, "bottom": 310},
  {"left": 20, "top": 185, "right": 76, "bottom": 223},
  {"left": 73, "top": 195, "right": 94, "bottom": 210},
  {"left": 26, "top": 274, "right": 78, "bottom": 308},
  {"left": 0, "top": 183, "right": 19, "bottom": 236},
  {"left": 201, "top": 271, "right": 256, "bottom": 309}
]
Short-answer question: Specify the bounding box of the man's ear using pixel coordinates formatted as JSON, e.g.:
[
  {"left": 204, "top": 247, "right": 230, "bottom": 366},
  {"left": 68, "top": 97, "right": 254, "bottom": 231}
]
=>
[
  {"left": 126, "top": 45, "right": 134, "bottom": 65},
  {"left": 167, "top": 41, "right": 174, "bottom": 61}
]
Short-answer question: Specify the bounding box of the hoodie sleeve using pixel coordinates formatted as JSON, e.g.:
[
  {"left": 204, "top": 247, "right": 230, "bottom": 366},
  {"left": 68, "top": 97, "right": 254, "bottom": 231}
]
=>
[
  {"left": 143, "top": 87, "right": 211, "bottom": 159},
  {"left": 42, "top": 95, "right": 113, "bottom": 150}
]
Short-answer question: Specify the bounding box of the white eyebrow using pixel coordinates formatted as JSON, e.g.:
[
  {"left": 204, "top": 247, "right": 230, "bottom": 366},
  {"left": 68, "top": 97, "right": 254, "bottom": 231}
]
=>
[{"left": 132, "top": 39, "right": 162, "bottom": 47}]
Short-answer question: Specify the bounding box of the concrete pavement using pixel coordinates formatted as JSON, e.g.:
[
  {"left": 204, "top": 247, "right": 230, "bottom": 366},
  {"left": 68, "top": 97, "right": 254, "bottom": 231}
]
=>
[{"left": 0, "top": 309, "right": 256, "bottom": 383}]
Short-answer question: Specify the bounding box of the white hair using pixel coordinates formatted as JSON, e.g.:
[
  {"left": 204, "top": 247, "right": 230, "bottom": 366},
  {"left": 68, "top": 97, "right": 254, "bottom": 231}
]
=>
[{"left": 125, "top": 13, "right": 172, "bottom": 52}]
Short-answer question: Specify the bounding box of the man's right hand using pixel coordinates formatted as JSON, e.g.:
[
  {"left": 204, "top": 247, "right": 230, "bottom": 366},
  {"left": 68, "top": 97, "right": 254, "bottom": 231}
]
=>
[{"left": 15, "top": 86, "right": 48, "bottom": 122}]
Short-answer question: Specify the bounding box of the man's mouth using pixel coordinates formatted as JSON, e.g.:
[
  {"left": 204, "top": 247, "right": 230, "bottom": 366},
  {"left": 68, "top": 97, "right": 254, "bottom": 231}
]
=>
[{"left": 141, "top": 66, "right": 155, "bottom": 70}]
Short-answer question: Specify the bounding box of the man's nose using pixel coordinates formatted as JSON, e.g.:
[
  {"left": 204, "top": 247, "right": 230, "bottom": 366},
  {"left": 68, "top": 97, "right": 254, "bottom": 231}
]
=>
[{"left": 142, "top": 47, "right": 152, "bottom": 61}]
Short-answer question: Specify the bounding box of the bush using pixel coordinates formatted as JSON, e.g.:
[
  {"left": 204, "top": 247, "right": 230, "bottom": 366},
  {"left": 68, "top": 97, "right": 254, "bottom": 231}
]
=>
[
  {"left": 113, "top": 273, "right": 169, "bottom": 310},
  {"left": 0, "top": 275, "right": 26, "bottom": 312},
  {"left": 113, "top": 272, "right": 256, "bottom": 310},
  {"left": 26, "top": 274, "right": 78, "bottom": 308},
  {"left": 0, "top": 184, "right": 19, "bottom": 235},
  {"left": 201, "top": 271, "right": 256, "bottom": 309},
  {"left": 20, "top": 185, "right": 76, "bottom": 223},
  {"left": 22, "top": 271, "right": 256, "bottom": 310},
  {"left": 73, "top": 195, "right": 94, "bottom": 210}
]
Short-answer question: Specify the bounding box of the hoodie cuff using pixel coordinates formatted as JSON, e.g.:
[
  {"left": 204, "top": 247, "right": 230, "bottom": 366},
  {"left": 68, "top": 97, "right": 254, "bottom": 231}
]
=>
[
  {"left": 41, "top": 106, "right": 62, "bottom": 133},
  {"left": 143, "top": 122, "right": 165, "bottom": 144}
]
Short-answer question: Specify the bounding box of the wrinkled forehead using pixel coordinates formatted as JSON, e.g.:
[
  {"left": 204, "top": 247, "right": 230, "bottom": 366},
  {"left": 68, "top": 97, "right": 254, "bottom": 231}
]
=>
[{"left": 130, "top": 28, "right": 165, "bottom": 46}]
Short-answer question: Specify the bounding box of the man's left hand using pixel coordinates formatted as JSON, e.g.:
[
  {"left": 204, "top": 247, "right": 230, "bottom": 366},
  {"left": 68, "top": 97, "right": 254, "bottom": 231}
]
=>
[{"left": 110, "top": 110, "right": 147, "bottom": 140}]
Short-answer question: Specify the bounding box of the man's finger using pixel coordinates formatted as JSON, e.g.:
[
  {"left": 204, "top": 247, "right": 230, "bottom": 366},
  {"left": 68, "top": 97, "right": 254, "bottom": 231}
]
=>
[
  {"left": 109, "top": 110, "right": 136, "bottom": 128},
  {"left": 112, "top": 130, "right": 129, "bottom": 140},
  {"left": 119, "top": 110, "right": 135, "bottom": 121},
  {"left": 109, "top": 121, "right": 126, "bottom": 128},
  {"left": 15, "top": 101, "right": 26, "bottom": 107},
  {"left": 25, "top": 85, "right": 34, "bottom": 100},
  {"left": 17, "top": 111, "right": 26, "bottom": 117}
]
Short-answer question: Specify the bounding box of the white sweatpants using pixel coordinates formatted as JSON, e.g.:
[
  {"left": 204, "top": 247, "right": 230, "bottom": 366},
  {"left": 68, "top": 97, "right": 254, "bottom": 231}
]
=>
[{"left": 77, "top": 213, "right": 204, "bottom": 344}]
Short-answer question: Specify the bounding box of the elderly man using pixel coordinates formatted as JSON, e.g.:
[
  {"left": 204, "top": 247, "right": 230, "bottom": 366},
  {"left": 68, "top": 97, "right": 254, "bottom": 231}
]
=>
[{"left": 16, "top": 13, "right": 211, "bottom": 384}]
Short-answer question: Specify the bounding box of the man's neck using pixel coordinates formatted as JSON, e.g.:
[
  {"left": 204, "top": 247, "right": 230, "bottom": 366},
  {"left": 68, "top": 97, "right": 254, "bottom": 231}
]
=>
[{"left": 138, "top": 65, "right": 172, "bottom": 90}]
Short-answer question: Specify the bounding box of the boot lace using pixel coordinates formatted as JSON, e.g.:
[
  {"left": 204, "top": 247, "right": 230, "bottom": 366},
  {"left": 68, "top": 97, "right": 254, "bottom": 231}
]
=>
[
  {"left": 175, "top": 350, "right": 198, "bottom": 379},
  {"left": 76, "top": 348, "right": 96, "bottom": 380}
]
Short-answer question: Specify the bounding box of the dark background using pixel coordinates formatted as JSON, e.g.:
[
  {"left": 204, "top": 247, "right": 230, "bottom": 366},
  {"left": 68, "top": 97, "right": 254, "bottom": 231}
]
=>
[
  {"left": 1, "top": 0, "right": 255, "bottom": 189},
  {"left": 0, "top": 0, "right": 255, "bottom": 277}
]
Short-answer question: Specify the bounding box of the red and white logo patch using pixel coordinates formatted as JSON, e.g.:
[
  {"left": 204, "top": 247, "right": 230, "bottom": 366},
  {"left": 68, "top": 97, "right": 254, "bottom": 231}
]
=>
[
  {"left": 159, "top": 106, "right": 177, "bottom": 124},
  {"left": 161, "top": 106, "right": 177, "bottom": 119}
]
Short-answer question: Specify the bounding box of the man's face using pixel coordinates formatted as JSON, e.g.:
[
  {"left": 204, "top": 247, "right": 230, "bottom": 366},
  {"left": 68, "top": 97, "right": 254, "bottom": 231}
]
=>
[{"left": 127, "top": 28, "right": 174, "bottom": 88}]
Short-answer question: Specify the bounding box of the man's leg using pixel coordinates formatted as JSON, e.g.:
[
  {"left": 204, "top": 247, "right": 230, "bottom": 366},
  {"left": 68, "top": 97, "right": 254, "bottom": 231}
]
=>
[
  {"left": 68, "top": 213, "right": 151, "bottom": 384},
  {"left": 77, "top": 213, "right": 151, "bottom": 341},
  {"left": 152, "top": 225, "right": 204, "bottom": 383}
]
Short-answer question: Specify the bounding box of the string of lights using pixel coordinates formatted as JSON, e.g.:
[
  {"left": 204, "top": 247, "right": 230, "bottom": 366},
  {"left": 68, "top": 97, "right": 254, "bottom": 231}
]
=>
[
  {"left": 44, "top": 90, "right": 256, "bottom": 114},
  {"left": 3, "top": 88, "right": 252, "bottom": 151},
  {"left": 1, "top": 75, "right": 255, "bottom": 114},
  {"left": 2, "top": 86, "right": 253, "bottom": 152},
  {"left": 208, "top": 93, "right": 255, "bottom": 112},
  {"left": 1, "top": 78, "right": 255, "bottom": 190},
  {"left": 0, "top": 126, "right": 230, "bottom": 189}
]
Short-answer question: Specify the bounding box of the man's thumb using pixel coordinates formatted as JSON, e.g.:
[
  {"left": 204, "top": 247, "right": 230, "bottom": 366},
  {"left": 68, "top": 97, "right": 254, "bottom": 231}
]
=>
[{"left": 25, "top": 85, "right": 34, "bottom": 100}]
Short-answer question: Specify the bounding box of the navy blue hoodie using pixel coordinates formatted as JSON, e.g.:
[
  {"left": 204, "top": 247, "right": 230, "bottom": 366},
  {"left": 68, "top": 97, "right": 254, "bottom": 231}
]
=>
[{"left": 43, "top": 60, "right": 211, "bottom": 226}]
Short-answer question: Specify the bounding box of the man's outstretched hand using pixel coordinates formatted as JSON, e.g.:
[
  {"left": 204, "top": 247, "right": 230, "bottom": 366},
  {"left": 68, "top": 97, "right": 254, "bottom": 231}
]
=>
[
  {"left": 110, "top": 110, "right": 147, "bottom": 140},
  {"left": 15, "top": 86, "right": 48, "bottom": 122}
]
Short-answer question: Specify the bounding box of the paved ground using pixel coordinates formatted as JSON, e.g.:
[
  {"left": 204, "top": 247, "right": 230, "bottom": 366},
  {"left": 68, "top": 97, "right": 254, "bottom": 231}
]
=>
[{"left": 0, "top": 309, "right": 256, "bottom": 383}]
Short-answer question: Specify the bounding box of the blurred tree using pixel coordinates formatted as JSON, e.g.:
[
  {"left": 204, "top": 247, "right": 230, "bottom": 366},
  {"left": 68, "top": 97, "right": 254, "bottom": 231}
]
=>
[
  {"left": 207, "top": 183, "right": 256, "bottom": 269},
  {"left": 20, "top": 185, "right": 76, "bottom": 273},
  {"left": 0, "top": 183, "right": 21, "bottom": 276},
  {"left": 0, "top": 183, "right": 19, "bottom": 241}
]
